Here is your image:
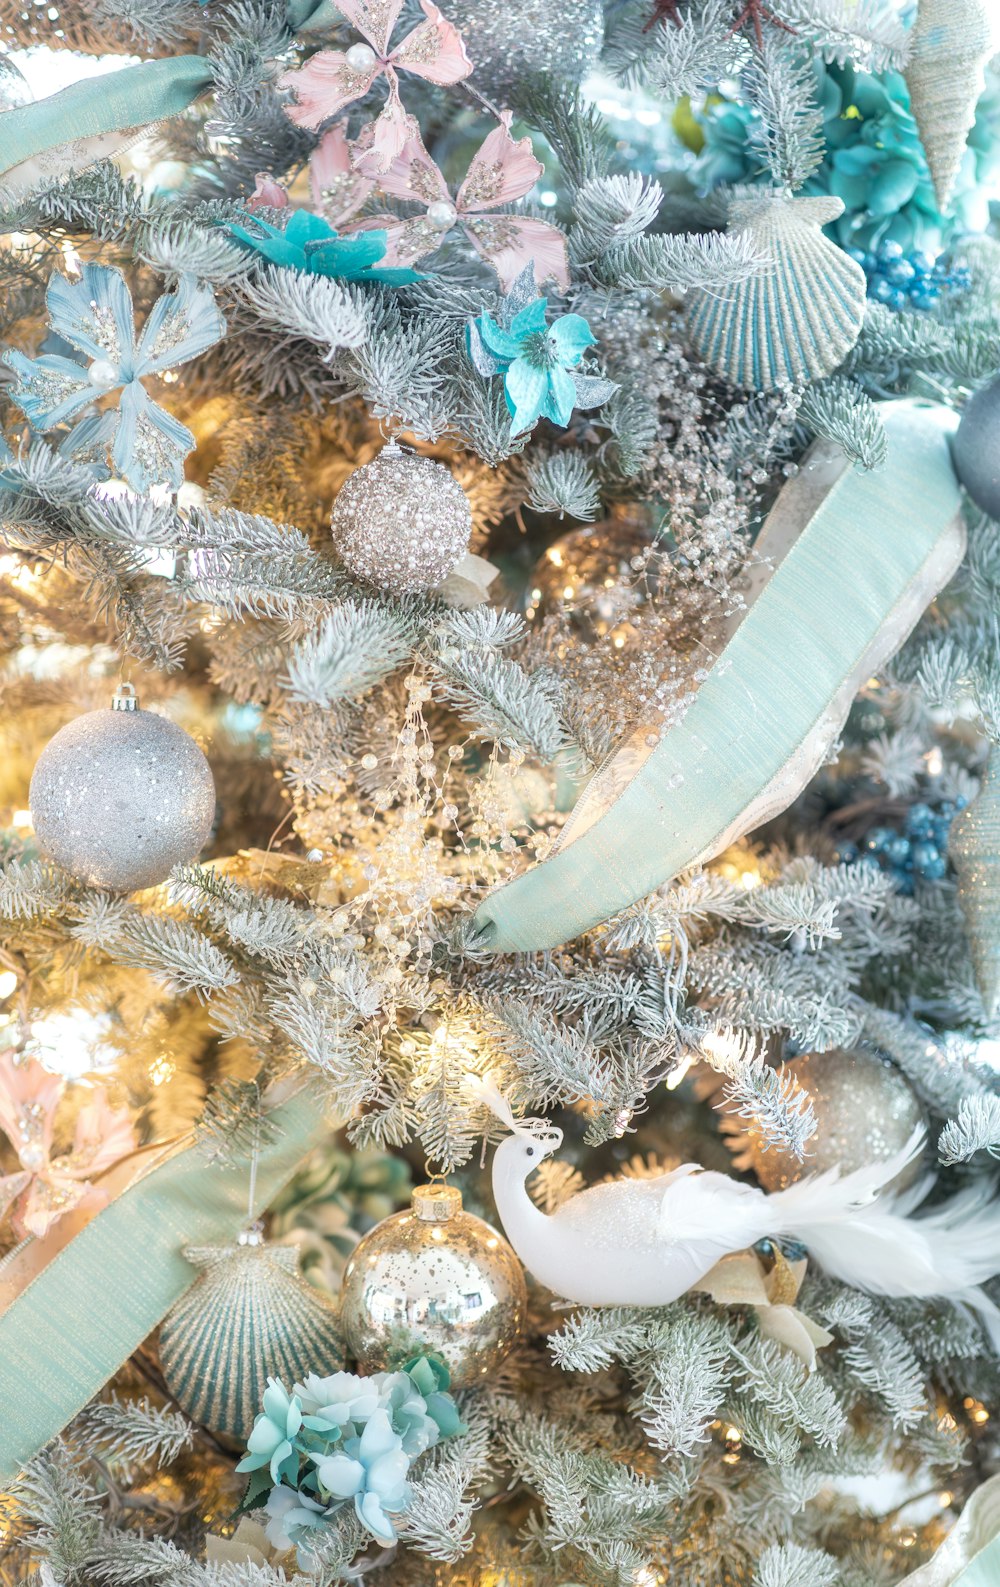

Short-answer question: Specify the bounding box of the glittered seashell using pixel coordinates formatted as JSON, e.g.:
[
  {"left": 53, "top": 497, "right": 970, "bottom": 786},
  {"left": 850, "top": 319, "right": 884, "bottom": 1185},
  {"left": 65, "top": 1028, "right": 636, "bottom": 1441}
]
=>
[
  {"left": 159, "top": 1239, "right": 343, "bottom": 1440},
  {"left": 905, "top": 0, "right": 995, "bottom": 211},
  {"left": 686, "top": 193, "right": 867, "bottom": 391},
  {"left": 950, "top": 746, "right": 1000, "bottom": 1019}
]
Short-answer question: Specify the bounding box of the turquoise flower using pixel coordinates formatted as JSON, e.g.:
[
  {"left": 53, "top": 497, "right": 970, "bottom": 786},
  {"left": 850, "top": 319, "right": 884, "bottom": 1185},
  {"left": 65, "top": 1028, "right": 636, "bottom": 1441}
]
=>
[
  {"left": 467, "top": 277, "right": 616, "bottom": 439},
  {"left": 226, "top": 208, "right": 424, "bottom": 286},
  {"left": 236, "top": 1378, "right": 303, "bottom": 1484},
  {"left": 402, "top": 1355, "right": 465, "bottom": 1442},
  {"left": 3, "top": 263, "right": 224, "bottom": 493},
  {"left": 312, "top": 1408, "right": 411, "bottom": 1545},
  {"left": 694, "top": 59, "right": 1000, "bottom": 255}
]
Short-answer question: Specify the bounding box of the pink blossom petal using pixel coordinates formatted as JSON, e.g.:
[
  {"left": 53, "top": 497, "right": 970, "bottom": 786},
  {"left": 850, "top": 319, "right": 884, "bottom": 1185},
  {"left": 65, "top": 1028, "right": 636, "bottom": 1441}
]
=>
[
  {"left": 456, "top": 110, "right": 543, "bottom": 213},
  {"left": 14, "top": 1171, "right": 89, "bottom": 1241},
  {"left": 353, "top": 80, "right": 420, "bottom": 175},
  {"left": 348, "top": 214, "right": 440, "bottom": 268},
  {"left": 356, "top": 118, "right": 450, "bottom": 203},
  {"left": 65, "top": 1086, "right": 136, "bottom": 1179},
  {"left": 247, "top": 173, "right": 290, "bottom": 212},
  {"left": 0, "top": 1052, "right": 62, "bottom": 1168},
  {"left": 390, "top": 0, "right": 473, "bottom": 85},
  {"left": 310, "top": 125, "right": 376, "bottom": 223},
  {"left": 463, "top": 214, "right": 570, "bottom": 292},
  {"left": 330, "top": 0, "right": 405, "bottom": 56},
  {"left": 279, "top": 51, "right": 383, "bottom": 131}
]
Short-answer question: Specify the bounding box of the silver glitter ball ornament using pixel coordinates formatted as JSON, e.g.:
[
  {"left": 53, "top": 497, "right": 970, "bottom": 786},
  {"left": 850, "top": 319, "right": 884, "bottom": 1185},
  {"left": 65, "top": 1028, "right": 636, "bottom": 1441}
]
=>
[
  {"left": 159, "top": 1237, "right": 343, "bottom": 1441},
  {"left": 29, "top": 685, "right": 216, "bottom": 892},
  {"left": 448, "top": 0, "right": 602, "bottom": 98},
  {"left": 952, "top": 373, "right": 1000, "bottom": 520},
  {"left": 746, "top": 1047, "right": 926, "bottom": 1193},
  {"left": 331, "top": 446, "right": 472, "bottom": 595},
  {"left": 339, "top": 1182, "right": 526, "bottom": 1389}
]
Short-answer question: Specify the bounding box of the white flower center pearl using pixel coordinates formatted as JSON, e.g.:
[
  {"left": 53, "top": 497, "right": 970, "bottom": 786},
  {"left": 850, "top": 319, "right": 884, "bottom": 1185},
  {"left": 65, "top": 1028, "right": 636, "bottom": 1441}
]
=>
[
  {"left": 426, "top": 199, "right": 458, "bottom": 231},
  {"left": 345, "top": 41, "right": 378, "bottom": 72},
  {"left": 88, "top": 358, "right": 118, "bottom": 388}
]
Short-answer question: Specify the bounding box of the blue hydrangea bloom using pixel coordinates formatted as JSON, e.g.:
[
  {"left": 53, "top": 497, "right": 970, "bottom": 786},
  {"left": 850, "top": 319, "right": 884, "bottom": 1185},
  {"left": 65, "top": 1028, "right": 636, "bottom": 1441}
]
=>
[
  {"left": 312, "top": 1408, "right": 411, "bottom": 1544},
  {"left": 264, "top": 1485, "right": 330, "bottom": 1562},
  {"left": 226, "top": 208, "right": 424, "bottom": 285},
  {"left": 2, "top": 263, "right": 224, "bottom": 493},
  {"left": 236, "top": 1378, "right": 304, "bottom": 1485}
]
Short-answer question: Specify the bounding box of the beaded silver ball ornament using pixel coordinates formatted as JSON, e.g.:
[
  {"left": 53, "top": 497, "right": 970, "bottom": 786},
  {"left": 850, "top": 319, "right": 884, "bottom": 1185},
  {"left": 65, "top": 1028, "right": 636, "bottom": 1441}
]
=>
[
  {"left": 331, "top": 444, "right": 472, "bottom": 595},
  {"left": 29, "top": 684, "right": 216, "bottom": 892}
]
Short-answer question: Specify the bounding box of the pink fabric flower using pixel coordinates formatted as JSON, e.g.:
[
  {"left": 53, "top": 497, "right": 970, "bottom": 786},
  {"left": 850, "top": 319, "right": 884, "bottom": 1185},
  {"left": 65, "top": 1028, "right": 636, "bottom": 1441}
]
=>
[
  {"left": 0, "top": 1052, "right": 136, "bottom": 1240},
  {"left": 280, "top": 0, "right": 472, "bottom": 172},
  {"left": 247, "top": 174, "right": 291, "bottom": 212},
  {"left": 309, "top": 124, "right": 376, "bottom": 227},
  {"left": 350, "top": 111, "right": 569, "bottom": 291}
]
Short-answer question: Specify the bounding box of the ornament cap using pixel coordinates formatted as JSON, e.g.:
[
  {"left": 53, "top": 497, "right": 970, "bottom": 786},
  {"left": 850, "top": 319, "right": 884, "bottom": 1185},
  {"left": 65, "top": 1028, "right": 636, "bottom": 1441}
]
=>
[
  {"left": 112, "top": 683, "right": 138, "bottom": 712},
  {"left": 412, "top": 1182, "right": 462, "bottom": 1222}
]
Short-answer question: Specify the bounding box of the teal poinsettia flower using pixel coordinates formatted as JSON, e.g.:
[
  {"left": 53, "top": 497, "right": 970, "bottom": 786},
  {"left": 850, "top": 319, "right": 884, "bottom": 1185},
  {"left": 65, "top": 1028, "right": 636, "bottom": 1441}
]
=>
[
  {"left": 312, "top": 1408, "right": 411, "bottom": 1544},
  {"left": 3, "top": 263, "right": 224, "bottom": 493},
  {"left": 227, "top": 208, "right": 424, "bottom": 286},
  {"left": 237, "top": 1378, "right": 303, "bottom": 1484},
  {"left": 466, "top": 272, "right": 617, "bottom": 439}
]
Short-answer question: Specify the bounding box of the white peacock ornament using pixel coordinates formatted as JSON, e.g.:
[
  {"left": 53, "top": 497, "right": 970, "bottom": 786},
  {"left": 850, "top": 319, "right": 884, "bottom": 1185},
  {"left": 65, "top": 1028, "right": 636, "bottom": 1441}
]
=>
[{"left": 470, "top": 1077, "right": 1000, "bottom": 1342}]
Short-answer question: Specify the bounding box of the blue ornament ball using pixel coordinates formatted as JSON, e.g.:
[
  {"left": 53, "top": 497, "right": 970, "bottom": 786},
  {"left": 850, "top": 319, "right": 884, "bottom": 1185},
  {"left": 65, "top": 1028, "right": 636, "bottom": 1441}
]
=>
[{"left": 953, "top": 374, "right": 1000, "bottom": 520}]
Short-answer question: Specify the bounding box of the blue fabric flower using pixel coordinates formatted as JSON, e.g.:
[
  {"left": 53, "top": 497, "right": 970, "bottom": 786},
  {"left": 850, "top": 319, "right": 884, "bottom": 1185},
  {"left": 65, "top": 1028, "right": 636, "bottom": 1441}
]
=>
[
  {"left": 401, "top": 1354, "right": 465, "bottom": 1442},
  {"left": 295, "top": 1369, "right": 381, "bottom": 1439},
  {"left": 693, "top": 57, "right": 1000, "bottom": 256},
  {"left": 467, "top": 292, "right": 616, "bottom": 438},
  {"left": 312, "top": 1408, "right": 411, "bottom": 1544},
  {"left": 2, "top": 263, "right": 224, "bottom": 493},
  {"left": 236, "top": 1378, "right": 303, "bottom": 1485},
  {"left": 226, "top": 208, "right": 425, "bottom": 285},
  {"left": 264, "top": 1485, "right": 330, "bottom": 1563}
]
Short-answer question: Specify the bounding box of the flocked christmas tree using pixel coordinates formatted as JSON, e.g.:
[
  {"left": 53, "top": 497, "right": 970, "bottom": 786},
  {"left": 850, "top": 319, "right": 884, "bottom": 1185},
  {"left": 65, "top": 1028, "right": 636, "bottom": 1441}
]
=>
[{"left": 2, "top": 0, "right": 1000, "bottom": 1583}]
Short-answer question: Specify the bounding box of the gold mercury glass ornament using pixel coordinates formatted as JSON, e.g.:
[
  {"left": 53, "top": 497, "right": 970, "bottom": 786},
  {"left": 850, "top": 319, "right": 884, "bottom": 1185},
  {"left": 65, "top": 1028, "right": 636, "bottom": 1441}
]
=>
[{"left": 338, "top": 1182, "right": 526, "bottom": 1389}]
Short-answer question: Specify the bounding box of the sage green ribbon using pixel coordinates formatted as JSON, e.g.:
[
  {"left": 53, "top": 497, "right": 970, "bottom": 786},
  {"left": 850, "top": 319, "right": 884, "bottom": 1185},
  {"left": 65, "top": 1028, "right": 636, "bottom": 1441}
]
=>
[
  {"left": 0, "top": 56, "right": 214, "bottom": 187},
  {"left": 954, "top": 1536, "right": 1000, "bottom": 1585},
  {"left": 0, "top": 1083, "right": 332, "bottom": 1481},
  {"left": 472, "top": 400, "right": 965, "bottom": 952}
]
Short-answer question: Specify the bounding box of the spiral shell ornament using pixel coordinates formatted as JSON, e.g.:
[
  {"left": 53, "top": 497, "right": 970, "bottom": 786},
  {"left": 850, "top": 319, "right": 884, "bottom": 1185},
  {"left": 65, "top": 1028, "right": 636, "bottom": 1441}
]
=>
[
  {"left": 905, "top": 0, "right": 995, "bottom": 211},
  {"left": 950, "top": 746, "right": 1000, "bottom": 1020},
  {"left": 159, "top": 1235, "right": 343, "bottom": 1440},
  {"left": 686, "top": 194, "right": 867, "bottom": 391}
]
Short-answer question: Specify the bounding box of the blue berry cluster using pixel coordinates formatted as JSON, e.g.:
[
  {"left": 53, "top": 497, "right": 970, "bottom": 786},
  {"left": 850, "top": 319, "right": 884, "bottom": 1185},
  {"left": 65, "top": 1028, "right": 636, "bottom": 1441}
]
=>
[
  {"left": 835, "top": 799, "right": 967, "bottom": 892},
  {"left": 846, "top": 241, "right": 972, "bottom": 312}
]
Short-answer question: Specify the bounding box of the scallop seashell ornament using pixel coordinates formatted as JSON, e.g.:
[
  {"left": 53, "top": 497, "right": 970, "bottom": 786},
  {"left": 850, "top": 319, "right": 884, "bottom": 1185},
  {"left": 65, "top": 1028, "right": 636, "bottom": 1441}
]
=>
[
  {"left": 686, "top": 193, "right": 867, "bottom": 391},
  {"left": 950, "top": 745, "right": 1000, "bottom": 1019},
  {"left": 158, "top": 1235, "right": 343, "bottom": 1441},
  {"left": 905, "top": 0, "right": 995, "bottom": 212}
]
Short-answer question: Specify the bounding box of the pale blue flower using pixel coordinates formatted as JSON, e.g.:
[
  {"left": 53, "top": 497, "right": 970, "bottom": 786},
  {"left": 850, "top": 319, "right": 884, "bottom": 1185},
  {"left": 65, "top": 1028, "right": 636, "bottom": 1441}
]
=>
[
  {"left": 312, "top": 1408, "right": 411, "bottom": 1544},
  {"left": 3, "top": 263, "right": 225, "bottom": 493},
  {"left": 467, "top": 290, "right": 615, "bottom": 439},
  {"left": 295, "top": 1369, "right": 381, "bottom": 1439},
  {"left": 264, "top": 1484, "right": 330, "bottom": 1563},
  {"left": 236, "top": 1378, "right": 303, "bottom": 1484}
]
